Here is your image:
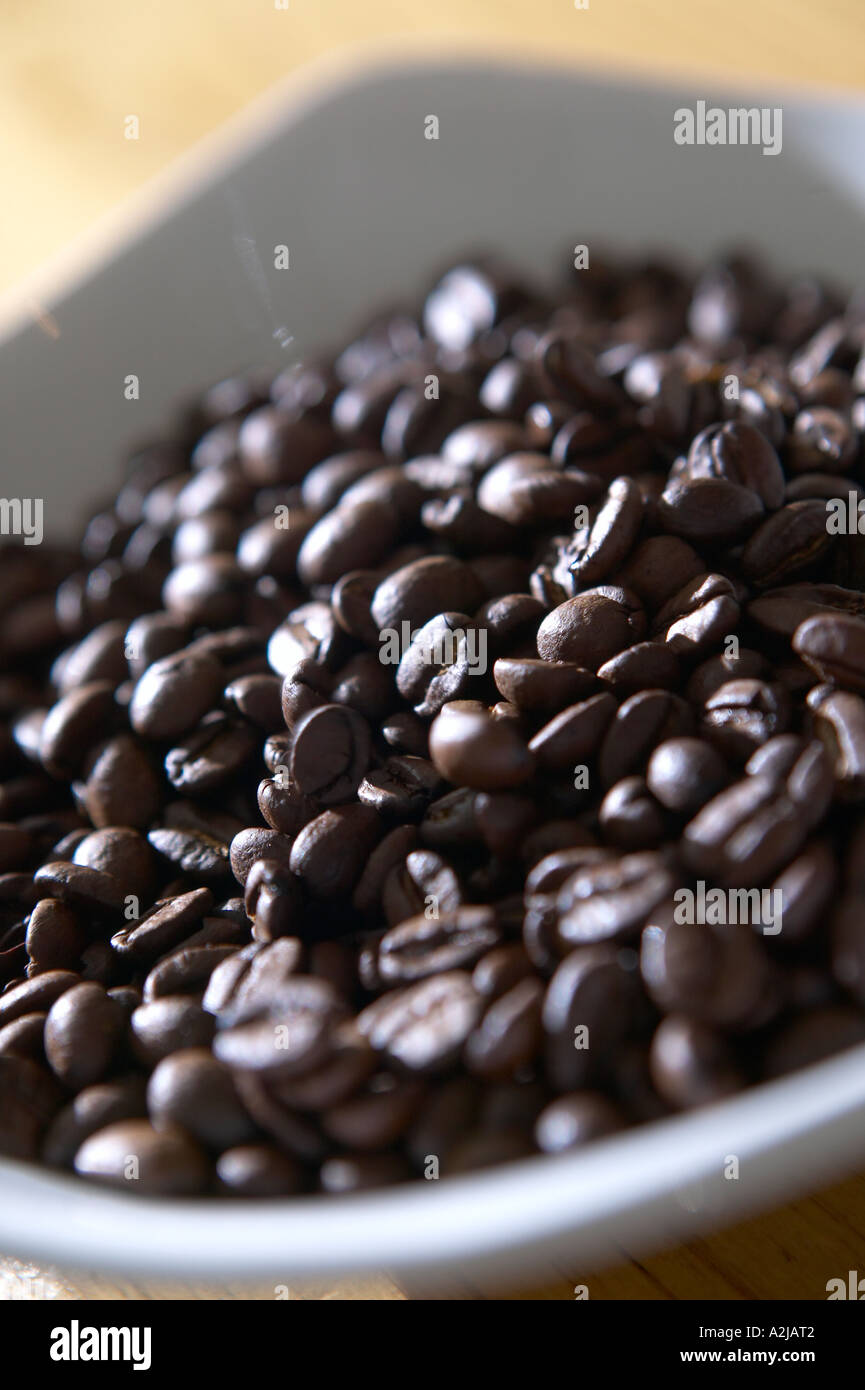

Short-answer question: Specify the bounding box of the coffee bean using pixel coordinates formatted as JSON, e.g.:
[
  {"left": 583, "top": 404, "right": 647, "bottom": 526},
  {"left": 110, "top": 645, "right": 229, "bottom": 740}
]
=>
[
  {"left": 112, "top": 887, "right": 214, "bottom": 961},
  {"left": 397, "top": 614, "right": 484, "bottom": 716},
  {"left": 370, "top": 556, "right": 484, "bottom": 633},
  {"left": 129, "top": 649, "right": 224, "bottom": 740},
  {"left": 39, "top": 682, "right": 119, "bottom": 778},
  {"left": 536, "top": 587, "right": 646, "bottom": 669},
  {"left": 534, "top": 1092, "right": 625, "bottom": 1152},
  {"left": 44, "top": 983, "right": 126, "bottom": 1089},
  {"left": 41, "top": 1076, "right": 148, "bottom": 1167},
  {"left": 646, "top": 737, "right": 729, "bottom": 814},
  {"left": 378, "top": 906, "right": 501, "bottom": 984},
  {"left": 289, "top": 704, "right": 372, "bottom": 805},
  {"left": 793, "top": 612, "right": 865, "bottom": 692},
  {"left": 542, "top": 945, "right": 640, "bottom": 1088},
  {"left": 131, "top": 996, "right": 216, "bottom": 1065},
  {"left": 147, "top": 1048, "right": 255, "bottom": 1149},
  {"left": 289, "top": 805, "right": 381, "bottom": 897},
  {"left": 649, "top": 1015, "right": 743, "bottom": 1108},
  {"left": 216, "top": 1144, "right": 305, "bottom": 1196},
  {"left": 0, "top": 1055, "right": 64, "bottom": 1159},
  {"left": 74, "top": 1119, "right": 210, "bottom": 1194},
  {"left": 429, "top": 706, "right": 534, "bottom": 790},
  {"left": 358, "top": 972, "right": 483, "bottom": 1074},
  {"left": 556, "top": 852, "right": 675, "bottom": 947},
  {"left": 244, "top": 859, "right": 302, "bottom": 942},
  {"left": 83, "top": 735, "right": 162, "bottom": 830}
]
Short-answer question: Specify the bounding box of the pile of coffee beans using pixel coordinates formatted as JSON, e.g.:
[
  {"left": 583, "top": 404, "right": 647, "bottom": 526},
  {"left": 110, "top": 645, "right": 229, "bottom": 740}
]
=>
[{"left": 2, "top": 249, "right": 865, "bottom": 1198}]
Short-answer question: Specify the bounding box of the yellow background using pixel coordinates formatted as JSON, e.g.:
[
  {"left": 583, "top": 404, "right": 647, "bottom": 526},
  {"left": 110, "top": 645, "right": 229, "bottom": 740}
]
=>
[{"left": 1, "top": 0, "right": 864, "bottom": 295}]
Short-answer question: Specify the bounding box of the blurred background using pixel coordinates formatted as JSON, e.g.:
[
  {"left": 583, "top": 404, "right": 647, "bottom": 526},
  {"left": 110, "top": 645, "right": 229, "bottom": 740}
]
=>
[{"left": 0, "top": 0, "right": 863, "bottom": 297}]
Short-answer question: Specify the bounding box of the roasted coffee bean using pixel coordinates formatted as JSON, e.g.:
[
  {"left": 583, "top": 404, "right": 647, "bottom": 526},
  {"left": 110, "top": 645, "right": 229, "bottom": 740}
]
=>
[
  {"left": 25, "top": 900, "right": 86, "bottom": 972},
  {"left": 142, "top": 944, "right": 241, "bottom": 1000},
  {"left": 358, "top": 971, "right": 483, "bottom": 1075},
  {"left": 599, "top": 690, "right": 693, "bottom": 787},
  {"left": 381, "top": 848, "right": 464, "bottom": 925},
  {"left": 44, "top": 983, "right": 126, "bottom": 1089},
  {"left": 229, "top": 827, "right": 294, "bottom": 888},
  {"left": 244, "top": 858, "right": 302, "bottom": 942},
  {"left": 0, "top": 1055, "right": 64, "bottom": 1159},
  {"left": 289, "top": 805, "right": 381, "bottom": 897},
  {"left": 129, "top": 649, "right": 223, "bottom": 739},
  {"left": 147, "top": 1048, "right": 255, "bottom": 1149},
  {"left": 598, "top": 777, "right": 670, "bottom": 850},
  {"left": 653, "top": 573, "right": 741, "bottom": 657},
  {"left": 429, "top": 705, "right": 534, "bottom": 790},
  {"left": 79, "top": 732, "right": 161, "bottom": 831},
  {"left": 641, "top": 903, "right": 773, "bottom": 1029},
  {"left": 649, "top": 1015, "right": 743, "bottom": 1108},
  {"left": 597, "top": 641, "right": 681, "bottom": 694},
  {"left": 493, "top": 658, "right": 597, "bottom": 711},
  {"left": 396, "top": 614, "right": 484, "bottom": 716},
  {"left": 33, "top": 860, "right": 124, "bottom": 916},
  {"left": 216, "top": 1144, "right": 305, "bottom": 1196},
  {"left": 41, "top": 1076, "right": 148, "bottom": 1167},
  {"left": 814, "top": 692, "right": 865, "bottom": 801},
  {"left": 556, "top": 851, "right": 675, "bottom": 947},
  {"left": 0, "top": 1012, "right": 47, "bottom": 1061},
  {"left": 39, "top": 682, "right": 119, "bottom": 778},
  {"left": 542, "top": 945, "right": 640, "bottom": 1089},
  {"left": 130, "top": 996, "right": 216, "bottom": 1065},
  {"left": 646, "top": 737, "right": 729, "bottom": 814},
  {"left": 370, "top": 556, "right": 484, "bottom": 634},
  {"left": 74, "top": 1119, "right": 210, "bottom": 1194},
  {"left": 358, "top": 756, "right": 442, "bottom": 820},
  {"left": 529, "top": 692, "right": 618, "bottom": 772},
  {"left": 112, "top": 888, "right": 214, "bottom": 961},
  {"left": 213, "top": 974, "right": 345, "bottom": 1077},
  {"left": 700, "top": 679, "right": 791, "bottom": 762},
  {"left": 164, "top": 716, "right": 257, "bottom": 793},
  {"left": 742, "top": 500, "right": 834, "bottom": 586},
  {"left": 536, "top": 587, "right": 646, "bottom": 669},
  {"left": 793, "top": 612, "right": 865, "bottom": 692},
  {"left": 224, "top": 673, "right": 284, "bottom": 730},
  {"left": 72, "top": 828, "right": 155, "bottom": 901},
  {"left": 464, "top": 977, "right": 544, "bottom": 1080},
  {"left": 534, "top": 1092, "right": 625, "bottom": 1152},
  {"left": 378, "top": 907, "right": 501, "bottom": 984},
  {"left": 289, "top": 703, "right": 372, "bottom": 805}
]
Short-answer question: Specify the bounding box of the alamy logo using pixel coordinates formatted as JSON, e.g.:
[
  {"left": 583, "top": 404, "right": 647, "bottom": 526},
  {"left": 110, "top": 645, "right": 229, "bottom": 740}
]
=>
[
  {"left": 378, "top": 620, "right": 487, "bottom": 674},
  {"left": 673, "top": 880, "right": 783, "bottom": 936},
  {"left": 826, "top": 1271, "right": 865, "bottom": 1299},
  {"left": 0, "top": 497, "right": 43, "bottom": 545},
  {"left": 50, "top": 1320, "right": 152, "bottom": 1370},
  {"left": 674, "top": 101, "right": 782, "bottom": 156}
]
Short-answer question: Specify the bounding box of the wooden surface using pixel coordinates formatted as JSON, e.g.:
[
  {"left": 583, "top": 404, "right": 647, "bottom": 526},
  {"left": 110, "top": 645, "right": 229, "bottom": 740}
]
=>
[{"left": 2, "top": 0, "right": 864, "bottom": 1301}]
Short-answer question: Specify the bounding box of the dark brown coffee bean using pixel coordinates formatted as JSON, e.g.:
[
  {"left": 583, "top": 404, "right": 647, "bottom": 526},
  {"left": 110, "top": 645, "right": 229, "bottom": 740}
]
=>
[
  {"left": 147, "top": 1048, "right": 255, "bottom": 1149},
  {"left": 370, "top": 556, "right": 483, "bottom": 633},
  {"left": 352, "top": 825, "right": 419, "bottom": 917},
  {"left": 39, "top": 681, "right": 118, "bottom": 778},
  {"left": 537, "top": 586, "right": 646, "bottom": 670},
  {"left": 429, "top": 706, "right": 534, "bottom": 790},
  {"left": 229, "top": 827, "right": 294, "bottom": 888},
  {"left": 289, "top": 805, "right": 381, "bottom": 897},
  {"left": 358, "top": 756, "right": 442, "bottom": 820},
  {"left": 381, "top": 848, "right": 464, "bottom": 926},
  {"left": 131, "top": 996, "right": 216, "bottom": 1065},
  {"left": 646, "top": 737, "right": 729, "bottom": 814},
  {"left": 112, "top": 887, "right": 214, "bottom": 961},
  {"left": 396, "top": 614, "right": 485, "bottom": 717},
  {"left": 34, "top": 860, "right": 124, "bottom": 915},
  {"left": 289, "top": 703, "right": 372, "bottom": 805},
  {"left": 358, "top": 972, "right": 483, "bottom": 1074},
  {"left": 25, "top": 900, "right": 86, "bottom": 972},
  {"left": 641, "top": 903, "right": 773, "bottom": 1029},
  {"left": 742, "top": 500, "right": 834, "bottom": 587},
  {"left": 74, "top": 1119, "right": 210, "bottom": 1194},
  {"left": 464, "top": 977, "right": 544, "bottom": 1079},
  {"left": 529, "top": 693, "right": 618, "bottom": 772},
  {"left": 599, "top": 690, "right": 694, "bottom": 787},
  {"left": 793, "top": 612, "right": 865, "bottom": 692},
  {"left": 216, "top": 1144, "right": 305, "bottom": 1196},
  {"left": 0, "top": 1012, "right": 46, "bottom": 1061},
  {"left": 378, "top": 906, "right": 501, "bottom": 984},
  {"left": 649, "top": 1015, "right": 743, "bottom": 1108},
  {"left": 597, "top": 641, "right": 681, "bottom": 694},
  {"left": 534, "top": 1092, "right": 625, "bottom": 1152},
  {"left": 542, "top": 945, "right": 640, "bottom": 1089},
  {"left": 72, "top": 828, "right": 155, "bottom": 900},
  {"left": 41, "top": 1076, "right": 148, "bottom": 1167},
  {"left": 0, "top": 1054, "right": 64, "bottom": 1159},
  {"left": 556, "top": 851, "right": 674, "bottom": 947},
  {"left": 82, "top": 734, "right": 162, "bottom": 830},
  {"left": 213, "top": 975, "right": 345, "bottom": 1077},
  {"left": 164, "top": 716, "right": 257, "bottom": 793},
  {"left": 654, "top": 573, "right": 741, "bottom": 657},
  {"left": 687, "top": 421, "right": 786, "bottom": 509},
  {"left": 244, "top": 859, "right": 302, "bottom": 942},
  {"left": 142, "top": 944, "right": 241, "bottom": 1000},
  {"left": 814, "top": 691, "right": 865, "bottom": 800},
  {"left": 701, "top": 679, "right": 791, "bottom": 762},
  {"left": 493, "top": 658, "right": 597, "bottom": 711},
  {"left": 44, "top": 982, "right": 126, "bottom": 1089}
]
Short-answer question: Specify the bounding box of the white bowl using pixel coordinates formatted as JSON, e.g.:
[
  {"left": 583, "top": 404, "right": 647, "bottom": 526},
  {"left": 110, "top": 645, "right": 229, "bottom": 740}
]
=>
[{"left": 1, "top": 50, "right": 864, "bottom": 1286}]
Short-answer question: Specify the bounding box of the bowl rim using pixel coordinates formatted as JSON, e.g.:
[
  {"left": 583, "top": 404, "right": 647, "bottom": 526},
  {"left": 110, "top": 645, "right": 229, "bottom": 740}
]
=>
[{"left": 2, "top": 1043, "right": 865, "bottom": 1279}]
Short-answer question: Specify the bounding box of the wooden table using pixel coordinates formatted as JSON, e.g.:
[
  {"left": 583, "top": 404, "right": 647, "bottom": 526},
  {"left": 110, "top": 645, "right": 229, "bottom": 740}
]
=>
[{"left": 1, "top": 0, "right": 863, "bottom": 1301}]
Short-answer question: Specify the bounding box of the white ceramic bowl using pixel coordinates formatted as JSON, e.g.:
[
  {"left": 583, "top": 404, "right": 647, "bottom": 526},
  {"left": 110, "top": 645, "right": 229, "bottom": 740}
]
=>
[{"left": 1, "top": 50, "right": 864, "bottom": 1286}]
